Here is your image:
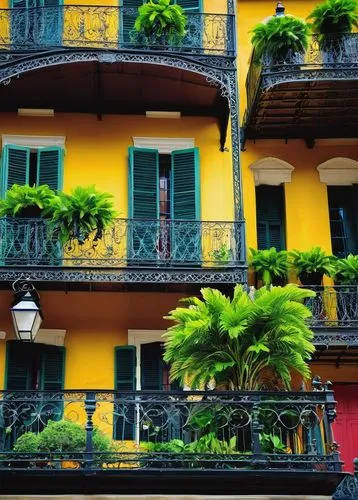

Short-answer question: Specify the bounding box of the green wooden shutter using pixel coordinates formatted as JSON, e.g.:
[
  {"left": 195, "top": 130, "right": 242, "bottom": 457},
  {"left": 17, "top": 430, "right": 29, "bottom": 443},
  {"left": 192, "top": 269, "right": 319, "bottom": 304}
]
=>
[
  {"left": 140, "top": 342, "right": 163, "bottom": 390},
  {"left": 40, "top": 345, "right": 65, "bottom": 391},
  {"left": 114, "top": 345, "right": 136, "bottom": 440},
  {"left": 171, "top": 148, "right": 200, "bottom": 263},
  {"left": 5, "top": 341, "right": 33, "bottom": 390},
  {"left": 177, "top": 0, "right": 201, "bottom": 11},
  {"left": 37, "top": 147, "right": 63, "bottom": 191},
  {"left": 256, "top": 185, "right": 285, "bottom": 251},
  {"left": 1, "top": 145, "right": 30, "bottom": 197}
]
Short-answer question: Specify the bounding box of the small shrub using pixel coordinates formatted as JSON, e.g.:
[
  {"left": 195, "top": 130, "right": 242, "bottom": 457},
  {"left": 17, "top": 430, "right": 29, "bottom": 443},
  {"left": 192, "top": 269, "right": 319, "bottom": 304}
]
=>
[{"left": 12, "top": 432, "right": 39, "bottom": 453}]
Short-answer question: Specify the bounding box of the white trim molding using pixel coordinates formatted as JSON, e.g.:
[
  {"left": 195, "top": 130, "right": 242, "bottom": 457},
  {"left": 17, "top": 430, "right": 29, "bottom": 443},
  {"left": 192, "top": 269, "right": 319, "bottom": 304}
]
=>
[
  {"left": 34, "top": 329, "right": 66, "bottom": 346},
  {"left": 2, "top": 135, "right": 66, "bottom": 148},
  {"left": 249, "top": 157, "right": 294, "bottom": 186},
  {"left": 317, "top": 157, "right": 358, "bottom": 185},
  {"left": 132, "top": 137, "right": 194, "bottom": 154},
  {"left": 128, "top": 329, "right": 165, "bottom": 390}
]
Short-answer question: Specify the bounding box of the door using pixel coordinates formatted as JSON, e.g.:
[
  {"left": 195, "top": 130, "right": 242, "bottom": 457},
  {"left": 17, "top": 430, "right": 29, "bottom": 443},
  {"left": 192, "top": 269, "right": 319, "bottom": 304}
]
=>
[{"left": 332, "top": 384, "right": 358, "bottom": 472}]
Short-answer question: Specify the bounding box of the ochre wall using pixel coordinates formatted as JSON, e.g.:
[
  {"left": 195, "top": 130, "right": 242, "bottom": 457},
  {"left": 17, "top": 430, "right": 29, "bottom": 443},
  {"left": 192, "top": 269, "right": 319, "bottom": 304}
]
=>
[
  {"left": 0, "top": 290, "right": 185, "bottom": 390},
  {"left": 0, "top": 113, "right": 234, "bottom": 222}
]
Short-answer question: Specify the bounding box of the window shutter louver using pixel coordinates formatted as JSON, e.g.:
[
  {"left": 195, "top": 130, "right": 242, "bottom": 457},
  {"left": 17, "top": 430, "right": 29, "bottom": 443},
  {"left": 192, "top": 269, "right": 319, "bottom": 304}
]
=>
[
  {"left": 40, "top": 345, "right": 65, "bottom": 391},
  {"left": 11, "top": 0, "right": 28, "bottom": 6},
  {"left": 2, "top": 145, "right": 30, "bottom": 197},
  {"left": 37, "top": 147, "right": 63, "bottom": 191},
  {"left": 121, "top": 0, "right": 143, "bottom": 44},
  {"left": 5, "top": 341, "right": 33, "bottom": 390},
  {"left": 256, "top": 185, "right": 285, "bottom": 251},
  {"left": 140, "top": 342, "right": 163, "bottom": 391},
  {"left": 114, "top": 345, "right": 136, "bottom": 440},
  {"left": 178, "top": 0, "right": 201, "bottom": 11}
]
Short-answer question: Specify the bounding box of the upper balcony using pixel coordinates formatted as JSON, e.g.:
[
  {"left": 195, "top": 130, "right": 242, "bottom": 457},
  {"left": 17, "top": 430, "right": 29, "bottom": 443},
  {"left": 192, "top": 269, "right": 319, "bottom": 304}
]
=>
[
  {"left": 243, "top": 34, "right": 358, "bottom": 144},
  {"left": 0, "top": 217, "right": 246, "bottom": 287}
]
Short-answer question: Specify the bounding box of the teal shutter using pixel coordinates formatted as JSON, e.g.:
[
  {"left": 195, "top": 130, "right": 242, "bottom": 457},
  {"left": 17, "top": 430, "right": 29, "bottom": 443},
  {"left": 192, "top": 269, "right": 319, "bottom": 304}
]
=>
[
  {"left": 128, "top": 147, "right": 159, "bottom": 261},
  {"left": 114, "top": 346, "right": 136, "bottom": 440},
  {"left": 256, "top": 185, "right": 285, "bottom": 251},
  {"left": 1, "top": 145, "right": 30, "bottom": 197},
  {"left": 178, "top": 0, "right": 201, "bottom": 11},
  {"left": 37, "top": 147, "right": 63, "bottom": 191},
  {"left": 5, "top": 341, "right": 33, "bottom": 390},
  {"left": 140, "top": 342, "right": 163, "bottom": 390},
  {"left": 171, "top": 148, "right": 201, "bottom": 263},
  {"left": 121, "top": 0, "right": 143, "bottom": 44},
  {"left": 11, "top": 0, "right": 28, "bottom": 6}
]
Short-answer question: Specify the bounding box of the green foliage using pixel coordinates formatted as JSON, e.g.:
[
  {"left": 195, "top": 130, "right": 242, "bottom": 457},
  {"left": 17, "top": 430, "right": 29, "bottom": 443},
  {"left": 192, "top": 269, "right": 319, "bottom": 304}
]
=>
[
  {"left": 163, "top": 284, "right": 316, "bottom": 391},
  {"left": 147, "top": 439, "right": 187, "bottom": 453},
  {"left": 0, "top": 184, "right": 57, "bottom": 217},
  {"left": 134, "top": 0, "right": 187, "bottom": 44},
  {"left": 251, "top": 15, "right": 309, "bottom": 63},
  {"left": 307, "top": 0, "right": 358, "bottom": 38},
  {"left": 147, "top": 434, "right": 237, "bottom": 454},
  {"left": 289, "top": 247, "right": 336, "bottom": 278},
  {"left": 12, "top": 432, "right": 40, "bottom": 453},
  {"left": 51, "top": 186, "right": 117, "bottom": 244},
  {"left": 334, "top": 254, "right": 358, "bottom": 284},
  {"left": 249, "top": 247, "right": 289, "bottom": 286},
  {"left": 210, "top": 244, "right": 232, "bottom": 265},
  {"left": 259, "top": 433, "right": 287, "bottom": 453}
]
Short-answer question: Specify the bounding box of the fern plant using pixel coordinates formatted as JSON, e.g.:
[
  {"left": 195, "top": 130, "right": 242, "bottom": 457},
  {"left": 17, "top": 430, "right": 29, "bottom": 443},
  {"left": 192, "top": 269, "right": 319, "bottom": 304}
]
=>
[
  {"left": 0, "top": 184, "right": 58, "bottom": 218},
  {"left": 333, "top": 254, "right": 358, "bottom": 284},
  {"left": 289, "top": 247, "right": 336, "bottom": 285},
  {"left": 251, "top": 15, "right": 309, "bottom": 64},
  {"left": 249, "top": 247, "right": 289, "bottom": 287},
  {"left": 307, "top": 0, "right": 358, "bottom": 39},
  {"left": 51, "top": 186, "right": 117, "bottom": 244},
  {"left": 134, "top": 0, "right": 187, "bottom": 45},
  {"left": 163, "top": 284, "right": 315, "bottom": 391}
]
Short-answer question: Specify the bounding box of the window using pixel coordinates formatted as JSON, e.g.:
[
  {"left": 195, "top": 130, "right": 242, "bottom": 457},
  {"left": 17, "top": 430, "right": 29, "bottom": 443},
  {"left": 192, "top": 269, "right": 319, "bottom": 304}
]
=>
[
  {"left": 328, "top": 186, "right": 358, "bottom": 257},
  {"left": 256, "top": 185, "right": 286, "bottom": 250},
  {"left": 1, "top": 145, "right": 63, "bottom": 197}
]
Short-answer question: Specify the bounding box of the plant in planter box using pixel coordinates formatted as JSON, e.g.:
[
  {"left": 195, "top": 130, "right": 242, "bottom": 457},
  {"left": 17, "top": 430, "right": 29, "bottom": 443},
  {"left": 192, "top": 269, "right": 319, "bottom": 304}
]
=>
[
  {"left": 289, "top": 247, "right": 336, "bottom": 285},
  {"left": 51, "top": 186, "right": 117, "bottom": 245},
  {"left": 249, "top": 247, "right": 289, "bottom": 287},
  {"left": 134, "top": 0, "right": 187, "bottom": 47},
  {"left": 0, "top": 184, "right": 57, "bottom": 218},
  {"left": 333, "top": 254, "right": 358, "bottom": 285},
  {"left": 307, "top": 0, "right": 358, "bottom": 61},
  {"left": 251, "top": 15, "right": 309, "bottom": 65}
]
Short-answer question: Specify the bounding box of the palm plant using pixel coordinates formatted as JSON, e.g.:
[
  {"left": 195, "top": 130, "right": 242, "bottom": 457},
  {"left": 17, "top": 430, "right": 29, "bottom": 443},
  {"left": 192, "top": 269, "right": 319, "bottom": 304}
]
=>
[
  {"left": 251, "top": 15, "right": 309, "bottom": 64},
  {"left": 289, "top": 247, "right": 336, "bottom": 285},
  {"left": 249, "top": 247, "right": 289, "bottom": 287},
  {"left": 333, "top": 254, "right": 358, "bottom": 284},
  {"left": 163, "top": 284, "right": 315, "bottom": 391},
  {"left": 134, "top": 0, "right": 187, "bottom": 45},
  {"left": 0, "top": 184, "right": 58, "bottom": 218},
  {"left": 51, "top": 186, "right": 117, "bottom": 244}
]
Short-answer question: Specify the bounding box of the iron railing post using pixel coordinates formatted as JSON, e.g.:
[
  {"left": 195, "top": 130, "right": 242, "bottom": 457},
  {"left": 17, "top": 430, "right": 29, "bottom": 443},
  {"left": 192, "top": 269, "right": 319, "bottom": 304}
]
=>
[
  {"left": 84, "top": 391, "right": 96, "bottom": 470},
  {"left": 324, "top": 381, "right": 341, "bottom": 472}
]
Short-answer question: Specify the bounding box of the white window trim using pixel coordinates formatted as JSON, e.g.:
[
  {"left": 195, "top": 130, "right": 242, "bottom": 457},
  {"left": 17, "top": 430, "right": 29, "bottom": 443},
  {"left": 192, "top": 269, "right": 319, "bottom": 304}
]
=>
[
  {"left": 132, "top": 137, "right": 194, "bottom": 154},
  {"left": 317, "top": 157, "right": 358, "bottom": 186},
  {"left": 128, "top": 329, "right": 165, "bottom": 390},
  {"left": 250, "top": 157, "right": 294, "bottom": 186},
  {"left": 34, "top": 329, "right": 66, "bottom": 347},
  {"left": 2, "top": 135, "right": 66, "bottom": 149}
]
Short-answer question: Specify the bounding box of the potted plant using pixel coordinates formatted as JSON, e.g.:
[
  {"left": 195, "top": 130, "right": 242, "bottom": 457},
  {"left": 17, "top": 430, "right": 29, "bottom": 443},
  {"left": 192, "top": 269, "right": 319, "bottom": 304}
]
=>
[
  {"left": 50, "top": 186, "right": 117, "bottom": 245},
  {"left": 133, "top": 0, "right": 187, "bottom": 47},
  {"left": 307, "top": 0, "right": 358, "bottom": 60},
  {"left": 0, "top": 184, "right": 57, "bottom": 218},
  {"left": 249, "top": 247, "right": 289, "bottom": 287},
  {"left": 289, "top": 247, "right": 336, "bottom": 286},
  {"left": 209, "top": 243, "right": 232, "bottom": 266},
  {"left": 251, "top": 14, "right": 309, "bottom": 65},
  {"left": 332, "top": 254, "right": 358, "bottom": 323},
  {"left": 333, "top": 253, "right": 358, "bottom": 285}
]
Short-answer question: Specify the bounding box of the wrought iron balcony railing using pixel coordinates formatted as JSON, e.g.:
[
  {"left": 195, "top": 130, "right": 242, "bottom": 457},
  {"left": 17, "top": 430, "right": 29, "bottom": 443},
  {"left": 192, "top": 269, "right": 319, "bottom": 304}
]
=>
[
  {"left": 0, "top": 388, "right": 341, "bottom": 472},
  {"left": 0, "top": 5, "right": 235, "bottom": 57},
  {"left": 304, "top": 286, "right": 358, "bottom": 330},
  {"left": 0, "top": 217, "right": 244, "bottom": 269}
]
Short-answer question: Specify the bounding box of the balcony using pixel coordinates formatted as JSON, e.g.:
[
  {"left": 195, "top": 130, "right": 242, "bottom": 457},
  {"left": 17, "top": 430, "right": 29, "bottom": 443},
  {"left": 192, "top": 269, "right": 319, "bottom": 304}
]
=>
[
  {"left": 0, "top": 5, "right": 235, "bottom": 57},
  {"left": 243, "top": 34, "right": 358, "bottom": 143},
  {"left": 0, "top": 388, "right": 347, "bottom": 495},
  {"left": 0, "top": 217, "right": 246, "bottom": 286}
]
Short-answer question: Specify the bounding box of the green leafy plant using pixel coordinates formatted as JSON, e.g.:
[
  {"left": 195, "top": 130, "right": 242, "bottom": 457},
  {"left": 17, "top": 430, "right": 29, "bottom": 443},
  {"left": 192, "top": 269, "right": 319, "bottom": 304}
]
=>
[
  {"left": 251, "top": 15, "right": 309, "bottom": 64},
  {"left": 12, "top": 432, "right": 40, "bottom": 453},
  {"left": 51, "top": 186, "right": 117, "bottom": 244},
  {"left": 249, "top": 247, "right": 289, "bottom": 287},
  {"left": 333, "top": 254, "right": 358, "bottom": 284},
  {"left": 289, "top": 247, "right": 336, "bottom": 285},
  {"left": 307, "top": 0, "right": 358, "bottom": 40},
  {"left": 0, "top": 184, "right": 58, "bottom": 218},
  {"left": 259, "top": 433, "right": 287, "bottom": 454},
  {"left": 163, "top": 284, "right": 316, "bottom": 391},
  {"left": 210, "top": 244, "right": 232, "bottom": 265},
  {"left": 134, "top": 0, "right": 187, "bottom": 45}
]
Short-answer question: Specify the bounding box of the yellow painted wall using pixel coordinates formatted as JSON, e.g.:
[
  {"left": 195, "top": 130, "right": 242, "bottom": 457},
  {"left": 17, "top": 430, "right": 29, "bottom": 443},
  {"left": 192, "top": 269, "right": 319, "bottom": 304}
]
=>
[{"left": 0, "top": 113, "right": 234, "bottom": 222}]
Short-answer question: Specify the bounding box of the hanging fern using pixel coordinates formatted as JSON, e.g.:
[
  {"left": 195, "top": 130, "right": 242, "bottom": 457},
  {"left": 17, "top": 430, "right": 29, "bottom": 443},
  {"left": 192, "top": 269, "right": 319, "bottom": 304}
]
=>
[{"left": 308, "top": 0, "right": 358, "bottom": 39}]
